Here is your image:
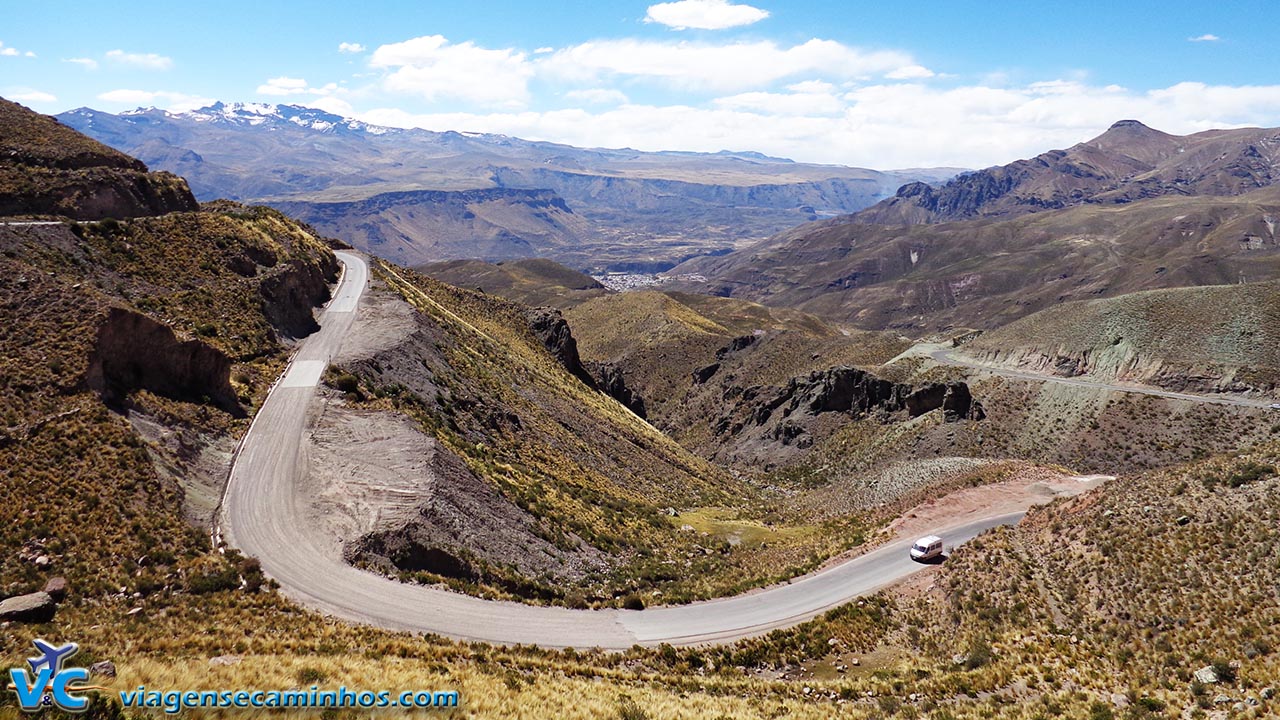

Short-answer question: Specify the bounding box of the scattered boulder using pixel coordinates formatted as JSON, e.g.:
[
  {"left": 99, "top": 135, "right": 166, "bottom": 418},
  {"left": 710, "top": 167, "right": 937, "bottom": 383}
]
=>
[
  {"left": 1176, "top": 515, "right": 1191, "bottom": 526},
  {"left": 89, "top": 661, "right": 116, "bottom": 678},
  {"left": 42, "top": 576, "right": 68, "bottom": 601},
  {"left": 0, "top": 591, "right": 56, "bottom": 623},
  {"left": 1195, "top": 666, "right": 1220, "bottom": 684}
]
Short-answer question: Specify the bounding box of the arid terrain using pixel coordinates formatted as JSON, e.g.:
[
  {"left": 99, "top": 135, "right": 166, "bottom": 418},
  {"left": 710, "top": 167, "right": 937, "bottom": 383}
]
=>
[{"left": 3, "top": 91, "right": 1280, "bottom": 720}]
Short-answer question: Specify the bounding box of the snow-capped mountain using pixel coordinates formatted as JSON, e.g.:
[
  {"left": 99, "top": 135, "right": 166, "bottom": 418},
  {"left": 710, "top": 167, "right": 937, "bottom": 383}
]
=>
[{"left": 56, "top": 101, "right": 954, "bottom": 270}]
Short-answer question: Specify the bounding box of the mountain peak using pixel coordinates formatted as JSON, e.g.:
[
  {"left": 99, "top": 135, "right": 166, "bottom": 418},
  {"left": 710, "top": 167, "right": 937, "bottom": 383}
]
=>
[{"left": 1108, "top": 119, "right": 1152, "bottom": 131}]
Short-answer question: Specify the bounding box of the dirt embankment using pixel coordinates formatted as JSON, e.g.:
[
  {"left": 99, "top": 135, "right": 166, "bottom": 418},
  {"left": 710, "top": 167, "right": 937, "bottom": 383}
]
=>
[
  {"left": 968, "top": 342, "right": 1276, "bottom": 397},
  {"left": 300, "top": 280, "right": 611, "bottom": 585}
]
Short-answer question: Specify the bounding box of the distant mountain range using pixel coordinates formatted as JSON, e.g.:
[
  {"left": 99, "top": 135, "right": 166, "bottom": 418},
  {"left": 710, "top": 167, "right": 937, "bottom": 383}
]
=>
[
  {"left": 854, "top": 119, "right": 1280, "bottom": 224},
  {"left": 674, "top": 121, "right": 1280, "bottom": 331},
  {"left": 57, "top": 102, "right": 958, "bottom": 270}
]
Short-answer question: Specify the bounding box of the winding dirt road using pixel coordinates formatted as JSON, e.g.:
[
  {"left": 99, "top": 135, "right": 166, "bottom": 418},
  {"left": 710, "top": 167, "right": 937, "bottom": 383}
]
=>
[{"left": 219, "top": 254, "right": 1081, "bottom": 648}]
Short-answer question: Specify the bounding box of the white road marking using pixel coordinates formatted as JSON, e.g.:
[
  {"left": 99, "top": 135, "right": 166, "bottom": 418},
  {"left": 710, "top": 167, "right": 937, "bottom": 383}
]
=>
[{"left": 280, "top": 360, "right": 327, "bottom": 388}]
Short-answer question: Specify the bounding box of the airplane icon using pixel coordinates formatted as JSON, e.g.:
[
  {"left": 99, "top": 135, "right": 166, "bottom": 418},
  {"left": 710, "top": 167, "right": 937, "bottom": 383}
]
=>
[{"left": 28, "top": 639, "right": 78, "bottom": 675}]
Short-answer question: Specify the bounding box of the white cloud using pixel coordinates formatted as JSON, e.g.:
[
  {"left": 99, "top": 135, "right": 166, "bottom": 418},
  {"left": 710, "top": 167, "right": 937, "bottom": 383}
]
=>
[
  {"left": 8, "top": 90, "right": 56, "bottom": 104},
  {"left": 564, "top": 88, "right": 629, "bottom": 105},
  {"left": 257, "top": 76, "right": 310, "bottom": 95},
  {"left": 65, "top": 57, "right": 99, "bottom": 70},
  {"left": 786, "top": 80, "right": 836, "bottom": 94},
  {"left": 0, "top": 40, "right": 33, "bottom": 58},
  {"left": 338, "top": 42, "right": 366, "bottom": 54},
  {"left": 106, "top": 49, "right": 174, "bottom": 70},
  {"left": 540, "top": 38, "right": 918, "bottom": 92},
  {"left": 534, "top": 47, "right": 554, "bottom": 54},
  {"left": 886, "top": 64, "right": 935, "bottom": 80},
  {"left": 350, "top": 80, "right": 1280, "bottom": 169},
  {"left": 644, "top": 0, "right": 769, "bottom": 30},
  {"left": 1188, "top": 34, "right": 1220, "bottom": 42},
  {"left": 306, "top": 96, "right": 357, "bottom": 116},
  {"left": 370, "top": 35, "right": 533, "bottom": 108},
  {"left": 256, "top": 76, "right": 342, "bottom": 97},
  {"left": 714, "top": 88, "right": 843, "bottom": 115},
  {"left": 96, "top": 89, "right": 214, "bottom": 112}
]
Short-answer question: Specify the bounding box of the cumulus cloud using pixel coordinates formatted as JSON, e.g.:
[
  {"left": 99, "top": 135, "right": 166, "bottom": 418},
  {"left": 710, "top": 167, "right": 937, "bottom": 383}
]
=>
[
  {"left": 564, "top": 88, "right": 630, "bottom": 105},
  {"left": 106, "top": 49, "right": 174, "bottom": 70},
  {"left": 1188, "top": 34, "right": 1220, "bottom": 42},
  {"left": 96, "top": 89, "right": 214, "bottom": 112},
  {"left": 65, "top": 57, "right": 99, "bottom": 70},
  {"left": 257, "top": 76, "right": 310, "bottom": 95},
  {"left": 540, "top": 38, "right": 919, "bottom": 92},
  {"left": 8, "top": 90, "right": 56, "bottom": 104},
  {"left": 351, "top": 80, "right": 1280, "bottom": 169},
  {"left": 369, "top": 35, "right": 533, "bottom": 108},
  {"left": 644, "top": 0, "right": 769, "bottom": 30},
  {"left": 338, "top": 42, "right": 366, "bottom": 54},
  {"left": 0, "top": 41, "right": 33, "bottom": 57},
  {"left": 254, "top": 76, "right": 342, "bottom": 97},
  {"left": 886, "top": 64, "right": 935, "bottom": 80}
]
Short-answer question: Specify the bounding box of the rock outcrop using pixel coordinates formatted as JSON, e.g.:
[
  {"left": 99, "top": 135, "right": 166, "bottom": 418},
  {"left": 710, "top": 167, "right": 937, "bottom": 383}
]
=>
[
  {"left": 708, "top": 366, "right": 983, "bottom": 463},
  {"left": 85, "top": 307, "right": 242, "bottom": 415},
  {"left": 587, "top": 360, "right": 647, "bottom": 418},
  {"left": 258, "top": 256, "right": 338, "bottom": 339},
  {"left": 524, "top": 306, "right": 598, "bottom": 389}
]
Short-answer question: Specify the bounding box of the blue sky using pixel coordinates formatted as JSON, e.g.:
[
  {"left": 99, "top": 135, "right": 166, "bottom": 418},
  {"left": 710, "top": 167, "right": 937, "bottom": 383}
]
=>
[{"left": 4, "top": 0, "right": 1280, "bottom": 168}]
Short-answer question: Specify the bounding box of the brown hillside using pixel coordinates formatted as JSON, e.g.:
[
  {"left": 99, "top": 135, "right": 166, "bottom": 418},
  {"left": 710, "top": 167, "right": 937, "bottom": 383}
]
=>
[{"left": 0, "top": 97, "right": 197, "bottom": 219}]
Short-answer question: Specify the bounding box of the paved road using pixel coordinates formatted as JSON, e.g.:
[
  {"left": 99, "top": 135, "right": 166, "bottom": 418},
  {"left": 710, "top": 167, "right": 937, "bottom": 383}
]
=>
[
  {"left": 929, "top": 346, "right": 1279, "bottom": 409},
  {"left": 220, "top": 254, "right": 1054, "bottom": 648}
]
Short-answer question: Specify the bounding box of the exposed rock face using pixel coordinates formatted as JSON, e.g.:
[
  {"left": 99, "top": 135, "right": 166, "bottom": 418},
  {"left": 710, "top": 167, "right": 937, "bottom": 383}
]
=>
[
  {"left": 692, "top": 362, "right": 721, "bottom": 385},
  {"left": 0, "top": 591, "right": 56, "bottom": 622},
  {"left": 85, "top": 307, "right": 242, "bottom": 415},
  {"left": 524, "top": 307, "right": 653, "bottom": 417},
  {"left": 524, "top": 306, "right": 599, "bottom": 389},
  {"left": 587, "top": 360, "right": 647, "bottom": 418},
  {"left": 786, "top": 367, "right": 909, "bottom": 415},
  {"left": 258, "top": 256, "right": 338, "bottom": 339},
  {"left": 707, "top": 366, "right": 982, "bottom": 466},
  {"left": 906, "top": 382, "right": 985, "bottom": 421}
]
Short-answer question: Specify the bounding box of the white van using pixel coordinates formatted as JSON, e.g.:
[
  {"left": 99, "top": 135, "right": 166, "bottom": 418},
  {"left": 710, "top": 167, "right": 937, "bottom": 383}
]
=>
[{"left": 910, "top": 535, "right": 944, "bottom": 562}]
